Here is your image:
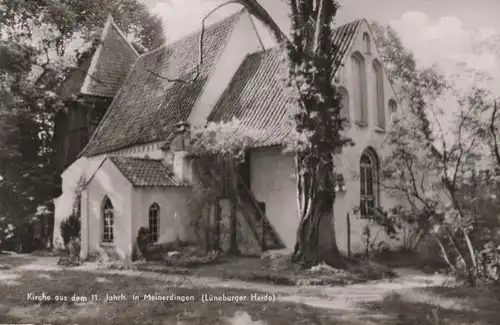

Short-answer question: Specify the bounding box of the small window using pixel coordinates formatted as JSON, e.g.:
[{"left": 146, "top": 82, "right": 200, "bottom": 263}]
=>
[
  {"left": 257, "top": 202, "right": 266, "bottom": 215},
  {"left": 102, "top": 197, "right": 114, "bottom": 243},
  {"left": 363, "top": 32, "right": 371, "bottom": 54},
  {"left": 149, "top": 203, "right": 159, "bottom": 243},
  {"left": 389, "top": 99, "right": 398, "bottom": 114}
]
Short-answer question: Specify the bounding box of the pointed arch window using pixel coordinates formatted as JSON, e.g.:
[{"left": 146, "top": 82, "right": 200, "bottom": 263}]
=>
[
  {"left": 149, "top": 203, "right": 159, "bottom": 243},
  {"left": 102, "top": 197, "right": 114, "bottom": 243},
  {"left": 360, "top": 148, "right": 379, "bottom": 217},
  {"left": 351, "top": 52, "right": 368, "bottom": 125},
  {"left": 373, "top": 59, "right": 385, "bottom": 129},
  {"left": 363, "top": 32, "right": 371, "bottom": 54}
]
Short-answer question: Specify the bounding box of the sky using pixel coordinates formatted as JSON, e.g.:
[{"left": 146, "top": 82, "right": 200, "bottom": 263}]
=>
[
  {"left": 138, "top": 0, "right": 500, "bottom": 88},
  {"left": 136, "top": 0, "right": 500, "bottom": 148}
]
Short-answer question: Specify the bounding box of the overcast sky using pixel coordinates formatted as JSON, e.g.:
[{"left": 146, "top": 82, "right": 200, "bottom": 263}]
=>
[
  {"left": 138, "top": 0, "right": 500, "bottom": 87},
  {"left": 135, "top": 0, "right": 500, "bottom": 150}
]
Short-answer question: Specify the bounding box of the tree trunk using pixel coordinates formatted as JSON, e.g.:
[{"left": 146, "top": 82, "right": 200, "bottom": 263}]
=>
[
  {"left": 293, "top": 197, "right": 343, "bottom": 267},
  {"left": 293, "top": 161, "right": 344, "bottom": 268}
]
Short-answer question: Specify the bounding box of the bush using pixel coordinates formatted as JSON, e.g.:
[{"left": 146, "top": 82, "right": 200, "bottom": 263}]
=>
[
  {"left": 135, "top": 227, "right": 153, "bottom": 260},
  {"left": 60, "top": 213, "right": 80, "bottom": 248}
]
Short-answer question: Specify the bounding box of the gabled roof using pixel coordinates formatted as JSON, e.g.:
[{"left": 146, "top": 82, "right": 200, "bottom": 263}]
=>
[
  {"left": 207, "top": 20, "right": 362, "bottom": 148},
  {"left": 80, "top": 15, "right": 140, "bottom": 98},
  {"left": 58, "top": 15, "right": 139, "bottom": 100},
  {"left": 80, "top": 11, "right": 243, "bottom": 157},
  {"left": 108, "top": 156, "right": 187, "bottom": 187}
]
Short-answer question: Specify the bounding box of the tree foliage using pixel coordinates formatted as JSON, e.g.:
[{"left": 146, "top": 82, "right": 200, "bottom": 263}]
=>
[
  {"left": 188, "top": 119, "right": 263, "bottom": 252},
  {"left": 1, "top": 0, "right": 165, "bottom": 54},
  {"left": 371, "top": 22, "right": 500, "bottom": 284},
  {"left": 0, "top": 0, "right": 165, "bottom": 244}
]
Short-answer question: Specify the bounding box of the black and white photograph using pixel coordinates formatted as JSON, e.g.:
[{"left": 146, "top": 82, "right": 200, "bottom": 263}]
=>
[{"left": 1, "top": 0, "right": 499, "bottom": 324}]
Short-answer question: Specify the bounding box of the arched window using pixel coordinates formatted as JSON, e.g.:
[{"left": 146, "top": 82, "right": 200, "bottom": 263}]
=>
[
  {"left": 389, "top": 99, "right": 398, "bottom": 114},
  {"left": 102, "top": 196, "right": 114, "bottom": 243},
  {"left": 360, "top": 148, "right": 379, "bottom": 217},
  {"left": 338, "top": 86, "right": 350, "bottom": 123},
  {"left": 351, "top": 52, "right": 367, "bottom": 125},
  {"left": 363, "top": 32, "right": 371, "bottom": 54},
  {"left": 148, "top": 203, "right": 159, "bottom": 243},
  {"left": 372, "top": 59, "right": 385, "bottom": 129}
]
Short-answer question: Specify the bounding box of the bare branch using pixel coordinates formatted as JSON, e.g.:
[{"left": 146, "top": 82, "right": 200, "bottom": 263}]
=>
[
  {"left": 148, "top": 0, "right": 289, "bottom": 84},
  {"left": 147, "top": 1, "right": 243, "bottom": 83}
]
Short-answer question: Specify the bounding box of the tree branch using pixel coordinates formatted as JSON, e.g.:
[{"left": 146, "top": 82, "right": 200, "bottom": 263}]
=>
[{"left": 148, "top": 0, "right": 289, "bottom": 84}]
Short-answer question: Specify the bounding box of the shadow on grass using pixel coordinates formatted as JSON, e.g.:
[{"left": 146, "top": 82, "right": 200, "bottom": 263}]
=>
[
  {"left": 0, "top": 269, "right": 366, "bottom": 325},
  {"left": 135, "top": 256, "right": 396, "bottom": 287},
  {"left": 0, "top": 254, "right": 39, "bottom": 268},
  {"left": 360, "top": 285, "right": 500, "bottom": 325}
]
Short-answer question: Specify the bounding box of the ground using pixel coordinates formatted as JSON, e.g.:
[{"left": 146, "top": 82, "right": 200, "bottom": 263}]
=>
[{"left": 0, "top": 254, "right": 499, "bottom": 324}]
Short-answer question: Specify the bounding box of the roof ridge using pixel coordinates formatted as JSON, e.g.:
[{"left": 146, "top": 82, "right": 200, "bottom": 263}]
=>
[
  {"left": 79, "top": 14, "right": 140, "bottom": 97},
  {"left": 80, "top": 16, "right": 114, "bottom": 95},
  {"left": 107, "top": 155, "right": 185, "bottom": 187},
  {"left": 335, "top": 19, "right": 364, "bottom": 28},
  {"left": 109, "top": 155, "right": 162, "bottom": 161},
  {"left": 138, "top": 9, "right": 245, "bottom": 59},
  {"left": 243, "top": 19, "right": 363, "bottom": 59}
]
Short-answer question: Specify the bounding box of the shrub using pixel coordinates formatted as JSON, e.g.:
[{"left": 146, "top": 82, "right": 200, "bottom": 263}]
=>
[
  {"left": 60, "top": 213, "right": 80, "bottom": 248},
  {"left": 135, "top": 227, "right": 153, "bottom": 260},
  {"left": 59, "top": 213, "right": 81, "bottom": 266}
]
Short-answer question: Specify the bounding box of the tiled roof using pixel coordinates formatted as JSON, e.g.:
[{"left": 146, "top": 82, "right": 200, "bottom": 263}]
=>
[
  {"left": 207, "top": 20, "right": 362, "bottom": 148},
  {"left": 81, "top": 17, "right": 140, "bottom": 98},
  {"left": 108, "top": 156, "right": 187, "bottom": 187},
  {"left": 58, "top": 15, "right": 139, "bottom": 100},
  {"left": 80, "top": 12, "right": 243, "bottom": 157}
]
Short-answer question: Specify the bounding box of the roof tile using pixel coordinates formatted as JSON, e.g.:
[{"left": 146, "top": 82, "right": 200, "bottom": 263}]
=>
[
  {"left": 109, "top": 156, "right": 187, "bottom": 187},
  {"left": 81, "top": 12, "right": 243, "bottom": 157},
  {"left": 208, "top": 20, "right": 362, "bottom": 148},
  {"left": 82, "top": 23, "right": 140, "bottom": 98}
]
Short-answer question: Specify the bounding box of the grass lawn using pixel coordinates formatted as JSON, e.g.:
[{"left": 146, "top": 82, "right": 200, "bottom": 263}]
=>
[
  {"left": 2, "top": 254, "right": 499, "bottom": 324},
  {"left": 133, "top": 255, "right": 396, "bottom": 287},
  {"left": 362, "top": 285, "right": 500, "bottom": 325},
  {"left": 0, "top": 268, "right": 350, "bottom": 325}
]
